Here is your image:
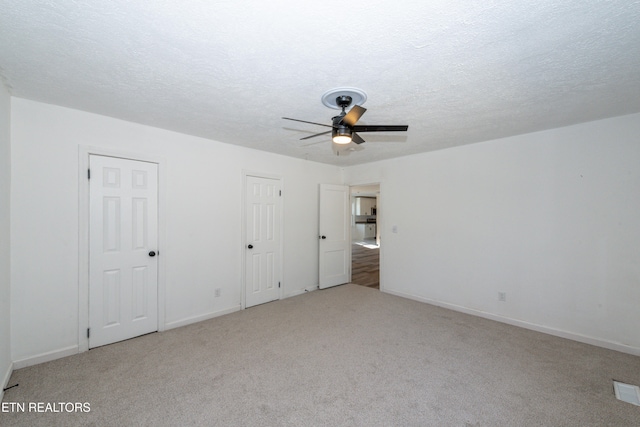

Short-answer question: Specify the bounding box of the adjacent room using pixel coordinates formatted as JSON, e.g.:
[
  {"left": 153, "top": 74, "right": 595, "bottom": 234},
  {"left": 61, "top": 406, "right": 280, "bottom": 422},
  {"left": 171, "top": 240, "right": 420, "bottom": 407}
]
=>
[{"left": 1, "top": 1, "right": 639, "bottom": 425}]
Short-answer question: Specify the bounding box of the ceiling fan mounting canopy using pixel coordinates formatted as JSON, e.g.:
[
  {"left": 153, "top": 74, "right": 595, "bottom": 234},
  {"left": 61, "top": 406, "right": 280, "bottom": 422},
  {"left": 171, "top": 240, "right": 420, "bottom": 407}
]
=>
[
  {"left": 321, "top": 88, "right": 367, "bottom": 109},
  {"left": 335, "top": 95, "right": 353, "bottom": 110}
]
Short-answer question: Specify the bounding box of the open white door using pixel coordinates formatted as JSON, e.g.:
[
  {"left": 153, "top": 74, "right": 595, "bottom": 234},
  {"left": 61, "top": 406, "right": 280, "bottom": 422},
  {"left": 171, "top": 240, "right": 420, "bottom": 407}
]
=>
[{"left": 319, "top": 184, "right": 350, "bottom": 289}]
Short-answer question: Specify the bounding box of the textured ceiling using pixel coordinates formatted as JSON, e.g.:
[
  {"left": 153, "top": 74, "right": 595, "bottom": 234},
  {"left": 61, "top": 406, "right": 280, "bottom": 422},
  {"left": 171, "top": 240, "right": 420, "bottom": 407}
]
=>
[{"left": 1, "top": 1, "right": 640, "bottom": 166}]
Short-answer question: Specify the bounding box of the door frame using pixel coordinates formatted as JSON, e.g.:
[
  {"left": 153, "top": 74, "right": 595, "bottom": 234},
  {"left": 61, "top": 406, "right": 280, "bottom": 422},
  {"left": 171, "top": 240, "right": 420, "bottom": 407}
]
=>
[
  {"left": 78, "top": 146, "right": 167, "bottom": 353},
  {"left": 349, "top": 182, "right": 383, "bottom": 291},
  {"left": 241, "top": 171, "right": 284, "bottom": 309}
]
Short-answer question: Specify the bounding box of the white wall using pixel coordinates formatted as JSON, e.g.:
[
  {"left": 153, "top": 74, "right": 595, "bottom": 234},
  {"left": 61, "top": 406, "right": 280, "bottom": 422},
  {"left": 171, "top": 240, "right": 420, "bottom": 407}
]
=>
[
  {"left": 345, "top": 113, "right": 640, "bottom": 354},
  {"left": 0, "top": 82, "right": 12, "bottom": 396},
  {"left": 9, "top": 95, "right": 640, "bottom": 366},
  {"left": 10, "top": 98, "right": 342, "bottom": 364}
]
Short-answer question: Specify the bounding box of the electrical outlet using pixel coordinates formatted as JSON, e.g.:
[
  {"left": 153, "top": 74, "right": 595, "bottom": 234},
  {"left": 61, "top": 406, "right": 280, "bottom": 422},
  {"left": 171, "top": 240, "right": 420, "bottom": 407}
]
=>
[
  {"left": 214, "top": 288, "right": 221, "bottom": 298},
  {"left": 498, "top": 292, "right": 506, "bottom": 302}
]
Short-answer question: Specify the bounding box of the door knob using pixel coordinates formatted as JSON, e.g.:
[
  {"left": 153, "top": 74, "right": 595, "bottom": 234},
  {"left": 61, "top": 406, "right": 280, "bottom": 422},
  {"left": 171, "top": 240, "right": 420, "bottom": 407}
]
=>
[
  {"left": 149, "top": 251, "right": 156, "bottom": 257},
  {"left": 247, "top": 244, "right": 253, "bottom": 249},
  {"left": 320, "top": 235, "right": 326, "bottom": 239}
]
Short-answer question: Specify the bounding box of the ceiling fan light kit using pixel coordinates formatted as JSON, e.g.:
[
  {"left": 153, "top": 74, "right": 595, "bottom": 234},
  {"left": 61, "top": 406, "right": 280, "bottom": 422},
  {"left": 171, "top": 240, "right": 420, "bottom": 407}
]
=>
[
  {"left": 332, "top": 122, "right": 353, "bottom": 145},
  {"left": 333, "top": 137, "right": 352, "bottom": 144},
  {"left": 284, "top": 87, "right": 408, "bottom": 155}
]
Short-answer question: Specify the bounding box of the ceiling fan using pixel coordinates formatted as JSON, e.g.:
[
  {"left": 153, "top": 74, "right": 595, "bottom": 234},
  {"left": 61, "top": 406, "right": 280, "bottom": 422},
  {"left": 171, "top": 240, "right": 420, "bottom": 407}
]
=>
[{"left": 283, "top": 91, "right": 408, "bottom": 156}]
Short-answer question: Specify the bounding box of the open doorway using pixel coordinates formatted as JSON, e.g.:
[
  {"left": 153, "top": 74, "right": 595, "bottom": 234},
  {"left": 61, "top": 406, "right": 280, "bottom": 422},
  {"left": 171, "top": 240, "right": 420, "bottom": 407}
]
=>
[{"left": 350, "top": 184, "right": 380, "bottom": 289}]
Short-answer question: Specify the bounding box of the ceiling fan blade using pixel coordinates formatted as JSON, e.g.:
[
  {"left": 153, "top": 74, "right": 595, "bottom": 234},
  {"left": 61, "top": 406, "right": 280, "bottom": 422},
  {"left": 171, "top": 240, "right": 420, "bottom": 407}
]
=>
[
  {"left": 352, "top": 132, "right": 365, "bottom": 145},
  {"left": 300, "top": 130, "right": 332, "bottom": 140},
  {"left": 341, "top": 105, "right": 367, "bottom": 126},
  {"left": 282, "top": 117, "right": 333, "bottom": 128},
  {"left": 352, "top": 125, "right": 408, "bottom": 132}
]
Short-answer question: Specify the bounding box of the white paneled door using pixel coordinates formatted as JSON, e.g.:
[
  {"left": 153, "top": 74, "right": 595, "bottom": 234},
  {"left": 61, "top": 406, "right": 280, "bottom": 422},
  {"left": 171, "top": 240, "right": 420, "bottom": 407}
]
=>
[
  {"left": 245, "top": 175, "right": 282, "bottom": 308},
  {"left": 319, "top": 184, "right": 350, "bottom": 289},
  {"left": 89, "top": 155, "right": 159, "bottom": 348}
]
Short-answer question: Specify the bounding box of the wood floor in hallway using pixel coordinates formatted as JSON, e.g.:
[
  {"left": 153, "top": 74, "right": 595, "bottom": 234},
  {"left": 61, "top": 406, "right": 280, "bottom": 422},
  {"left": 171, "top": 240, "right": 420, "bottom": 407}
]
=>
[{"left": 351, "top": 240, "right": 379, "bottom": 289}]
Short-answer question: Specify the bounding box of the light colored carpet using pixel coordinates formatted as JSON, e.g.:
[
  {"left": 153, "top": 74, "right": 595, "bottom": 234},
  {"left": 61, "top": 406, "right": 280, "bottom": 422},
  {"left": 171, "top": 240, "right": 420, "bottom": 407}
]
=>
[{"left": 2, "top": 284, "right": 639, "bottom": 426}]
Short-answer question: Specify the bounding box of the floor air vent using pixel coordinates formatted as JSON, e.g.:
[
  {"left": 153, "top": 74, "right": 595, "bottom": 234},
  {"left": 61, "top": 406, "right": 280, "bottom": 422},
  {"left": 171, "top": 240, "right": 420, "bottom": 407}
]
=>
[{"left": 613, "top": 381, "right": 640, "bottom": 406}]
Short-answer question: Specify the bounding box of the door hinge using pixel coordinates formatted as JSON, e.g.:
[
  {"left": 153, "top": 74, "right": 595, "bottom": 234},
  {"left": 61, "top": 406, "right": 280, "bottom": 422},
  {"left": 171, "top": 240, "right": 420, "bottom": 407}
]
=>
[
  {"left": 87, "top": 169, "right": 91, "bottom": 179},
  {"left": 278, "top": 281, "right": 281, "bottom": 288},
  {"left": 87, "top": 328, "right": 90, "bottom": 338},
  {"left": 279, "top": 190, "right": 281, "bottom": 196}
]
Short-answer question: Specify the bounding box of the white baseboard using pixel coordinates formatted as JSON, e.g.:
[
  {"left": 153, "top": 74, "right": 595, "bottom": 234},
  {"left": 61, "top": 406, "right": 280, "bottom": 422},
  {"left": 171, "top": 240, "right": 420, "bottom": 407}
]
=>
[
  {"left": 382, "top": 288, "right": 640, "bottom": 357},
  {"left": 1, "top": 361, "right": 13, "bottom": 402},
  {"left": 11, "top": 307, "right": 241, "bottom": 371},
  {"left": 284, "top": 285, "right": 318, "bottom": 299},
  {"left": 164, "top": 305, "right": 241, "bottom": 331},
  {"left": 12, "top": 345, "right": 79, "bottom": 370}
]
